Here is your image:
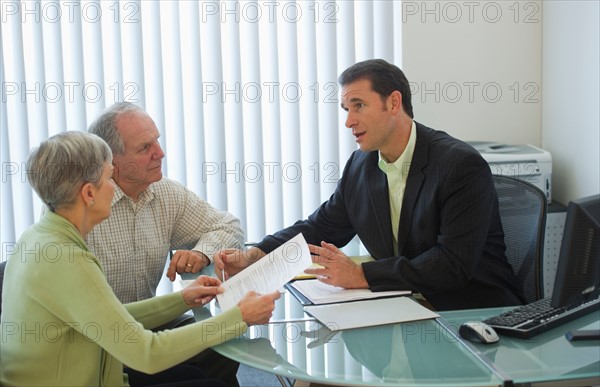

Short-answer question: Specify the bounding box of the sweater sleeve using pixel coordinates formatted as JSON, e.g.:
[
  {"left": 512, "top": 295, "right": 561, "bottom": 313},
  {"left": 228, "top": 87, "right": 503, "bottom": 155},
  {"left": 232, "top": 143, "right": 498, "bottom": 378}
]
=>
[
  {"left": 124, "top": 292, "right": 189, "bottom": 330},
  {"left": 32, "top": 245, "right": 247, "bottom": 374}
]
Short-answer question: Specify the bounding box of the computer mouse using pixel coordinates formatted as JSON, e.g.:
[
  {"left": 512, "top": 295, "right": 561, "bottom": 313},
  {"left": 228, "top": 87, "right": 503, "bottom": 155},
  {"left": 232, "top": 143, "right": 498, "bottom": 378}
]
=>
[{"left": 459, "top": 321, "right": 500, "bottom": 344}]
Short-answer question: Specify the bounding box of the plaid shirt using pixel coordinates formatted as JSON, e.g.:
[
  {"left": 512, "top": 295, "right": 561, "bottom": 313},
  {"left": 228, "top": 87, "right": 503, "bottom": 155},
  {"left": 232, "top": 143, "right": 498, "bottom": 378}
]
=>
[{"left": 86, "top": 178, "right": 244, "bottom": 303}]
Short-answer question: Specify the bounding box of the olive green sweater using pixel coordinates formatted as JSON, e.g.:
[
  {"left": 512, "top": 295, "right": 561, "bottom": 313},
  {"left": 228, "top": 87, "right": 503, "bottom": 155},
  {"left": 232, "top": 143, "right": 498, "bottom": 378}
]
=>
[{"left": 0, "top": 211, "right": 247, "bottom": 386}]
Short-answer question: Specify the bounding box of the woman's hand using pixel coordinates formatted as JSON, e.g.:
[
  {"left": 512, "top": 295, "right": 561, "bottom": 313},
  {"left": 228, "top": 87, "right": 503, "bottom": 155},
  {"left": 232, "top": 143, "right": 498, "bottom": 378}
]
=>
[
  {"left": 237, "top": 290, "right": 281, "bottom": 326},
  {"left": 181, "top": 275, "right": 224, "bottom": 308}
]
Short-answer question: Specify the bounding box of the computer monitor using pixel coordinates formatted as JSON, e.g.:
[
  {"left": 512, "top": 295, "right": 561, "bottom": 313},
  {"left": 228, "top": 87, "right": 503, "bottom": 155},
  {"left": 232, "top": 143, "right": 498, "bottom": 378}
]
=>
[{"left": 551, "top": 194, "right": 600, "bottom": 308}]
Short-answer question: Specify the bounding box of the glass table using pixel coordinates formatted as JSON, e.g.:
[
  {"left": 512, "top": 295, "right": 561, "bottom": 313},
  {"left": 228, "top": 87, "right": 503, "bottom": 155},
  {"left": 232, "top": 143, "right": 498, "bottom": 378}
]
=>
[
  {"left": 193, "top": 290, "right": 505, "bottom": 386},
  {"left": 189, "top": 272, "right": 599, "bottom": 386}
]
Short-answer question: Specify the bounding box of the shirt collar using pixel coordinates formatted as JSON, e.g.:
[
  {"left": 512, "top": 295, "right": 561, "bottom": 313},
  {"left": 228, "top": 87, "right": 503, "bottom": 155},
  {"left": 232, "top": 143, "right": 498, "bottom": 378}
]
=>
[
  {"left": 111, "top": 180, "right": 156, "bottom": 207},
  {"left": 378, "top": 121, "right": 417, "bottom": 174}
]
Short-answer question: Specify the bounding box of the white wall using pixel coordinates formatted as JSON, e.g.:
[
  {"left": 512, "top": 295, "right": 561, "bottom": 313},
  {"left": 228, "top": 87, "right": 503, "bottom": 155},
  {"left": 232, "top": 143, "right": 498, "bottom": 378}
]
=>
[
  {"left": 541, "top": 0, "right": 600, "bottom": 204},
  {"left": 402, "top": 1, "right": 542, "bottom": 145},
  {"left": 401, "top": 0, "right": 599, "bottom": 204}
]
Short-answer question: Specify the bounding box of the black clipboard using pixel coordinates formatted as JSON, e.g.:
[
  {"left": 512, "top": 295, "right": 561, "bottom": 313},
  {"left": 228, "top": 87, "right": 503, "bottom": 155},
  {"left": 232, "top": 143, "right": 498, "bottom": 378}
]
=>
[
  {"left": 284, "top": 280, "right": 314, "bottom": 306},
  {"left": 285, "top": 279, "right": 412, "bottom": 306}
]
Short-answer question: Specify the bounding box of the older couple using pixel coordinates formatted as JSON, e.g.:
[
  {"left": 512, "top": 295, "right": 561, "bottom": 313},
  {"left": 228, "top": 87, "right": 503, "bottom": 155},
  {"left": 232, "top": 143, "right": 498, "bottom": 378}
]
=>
[{"left": 0, "top": 131, "right": 279, "bottom": 386}]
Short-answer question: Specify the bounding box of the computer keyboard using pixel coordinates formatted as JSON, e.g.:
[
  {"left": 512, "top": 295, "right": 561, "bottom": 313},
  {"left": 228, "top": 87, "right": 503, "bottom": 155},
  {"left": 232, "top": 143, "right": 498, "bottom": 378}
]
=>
[{"left": 483, "top": 297, "right": 600, "bottom": 339}]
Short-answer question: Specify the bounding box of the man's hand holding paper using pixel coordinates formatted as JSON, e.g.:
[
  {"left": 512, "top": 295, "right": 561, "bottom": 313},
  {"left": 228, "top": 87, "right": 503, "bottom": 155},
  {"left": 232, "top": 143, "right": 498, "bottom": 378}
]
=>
[{"left": 214, "top": 247, "right": 266, "bottom": 280}]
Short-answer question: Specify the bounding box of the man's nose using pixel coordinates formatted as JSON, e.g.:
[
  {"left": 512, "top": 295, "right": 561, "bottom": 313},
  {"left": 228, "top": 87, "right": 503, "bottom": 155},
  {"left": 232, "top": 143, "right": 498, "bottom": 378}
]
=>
[
  {"left": 345, "top": 112, "right": 357, "bottom": 129},
  {"left": 153, "top": 142, "right": 165, "bottom": 159}
]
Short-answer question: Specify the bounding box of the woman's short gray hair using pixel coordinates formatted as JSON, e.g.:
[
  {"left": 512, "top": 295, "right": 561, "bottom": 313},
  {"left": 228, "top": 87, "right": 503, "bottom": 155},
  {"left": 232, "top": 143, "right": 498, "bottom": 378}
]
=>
[
  {"left": 27, "top": 131, "right": 112, "bottom": 211},
  {"left": 88, "top": 101, "right": 144, "bottom": 156}
]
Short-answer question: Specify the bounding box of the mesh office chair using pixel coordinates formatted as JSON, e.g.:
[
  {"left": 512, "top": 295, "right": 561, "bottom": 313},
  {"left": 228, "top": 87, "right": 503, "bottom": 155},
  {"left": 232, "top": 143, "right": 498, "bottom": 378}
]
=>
[{"left": 493, "top": 175, "right": 547, "bottom": 304}]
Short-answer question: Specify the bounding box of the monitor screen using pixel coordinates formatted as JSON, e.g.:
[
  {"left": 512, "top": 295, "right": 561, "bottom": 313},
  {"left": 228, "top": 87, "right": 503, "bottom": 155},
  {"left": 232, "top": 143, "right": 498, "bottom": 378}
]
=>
[{"left": 551, "top": 194, "right": 600, "bottom": 308}]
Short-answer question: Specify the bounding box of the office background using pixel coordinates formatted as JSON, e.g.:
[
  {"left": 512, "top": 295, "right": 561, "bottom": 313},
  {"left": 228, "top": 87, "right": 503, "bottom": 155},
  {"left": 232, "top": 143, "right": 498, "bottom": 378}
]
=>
[
  {"left": 1, "top": 0, "right": 599, "bottom": 261},
  {"left": 404, "top": 0, "right": 599, "bottom": 204}
]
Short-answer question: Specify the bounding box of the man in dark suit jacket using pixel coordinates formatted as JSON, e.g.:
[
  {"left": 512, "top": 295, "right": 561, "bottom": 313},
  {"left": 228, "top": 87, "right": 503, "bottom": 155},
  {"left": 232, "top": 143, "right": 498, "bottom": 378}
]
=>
[{"left": 216, "top": 59, "right": 524, "bottom": 311}]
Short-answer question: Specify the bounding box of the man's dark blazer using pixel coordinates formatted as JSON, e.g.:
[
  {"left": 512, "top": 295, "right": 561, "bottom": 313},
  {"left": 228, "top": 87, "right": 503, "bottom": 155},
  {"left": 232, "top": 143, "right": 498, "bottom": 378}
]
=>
[{"left": 257, "top": 122, "right": 524, "bottom": 311}]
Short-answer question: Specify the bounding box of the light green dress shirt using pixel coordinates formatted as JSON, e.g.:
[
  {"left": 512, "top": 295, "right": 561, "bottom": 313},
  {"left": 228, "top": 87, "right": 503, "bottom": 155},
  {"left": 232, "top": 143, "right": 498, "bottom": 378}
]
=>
[
  {"left": 0, "top": 210, "right": 247, "bottom": 386},
  {"left": 378, "top": 121, "right": 417, "bottom": 255}
]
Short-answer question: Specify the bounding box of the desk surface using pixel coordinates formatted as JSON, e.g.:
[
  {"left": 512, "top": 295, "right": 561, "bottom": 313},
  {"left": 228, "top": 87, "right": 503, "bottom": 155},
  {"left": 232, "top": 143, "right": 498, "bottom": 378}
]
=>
[
  {"left": 194, "top": 293, "right": 504, "bottom": 387},
  {"left": 189, "top": 274, "right": 600, "bottom": 387},
  {"left": 442, "top": 307, "right": 600, "bottom": 386}
]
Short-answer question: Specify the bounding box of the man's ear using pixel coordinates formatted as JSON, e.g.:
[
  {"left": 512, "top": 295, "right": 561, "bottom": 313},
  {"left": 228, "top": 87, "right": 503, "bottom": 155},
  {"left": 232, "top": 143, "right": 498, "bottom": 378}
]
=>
[
  {"left": 388, "top": 90, "right": 403, "bottom": 114},
  {"left": 111, "top": 160, "right": 121, "bottom": 184},
  {"left": 81, "top": 182, "right": 96, "bottom": 207}
]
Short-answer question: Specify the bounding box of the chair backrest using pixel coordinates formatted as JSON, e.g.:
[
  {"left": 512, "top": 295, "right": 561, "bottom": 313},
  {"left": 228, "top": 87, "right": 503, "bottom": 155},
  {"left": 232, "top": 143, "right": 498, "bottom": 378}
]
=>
[
  {"left": 0, "top": 260, "right": 6, "bottom": 316},
  {"left": 493, "top": 175, "right": 547, "bottom": 304}
]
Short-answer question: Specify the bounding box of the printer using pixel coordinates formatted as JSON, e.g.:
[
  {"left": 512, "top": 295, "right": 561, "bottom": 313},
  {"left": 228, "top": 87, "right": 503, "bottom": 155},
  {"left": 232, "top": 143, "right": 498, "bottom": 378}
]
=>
[{"left": 467, "top": 142, "right": 553, "bottom": 202}]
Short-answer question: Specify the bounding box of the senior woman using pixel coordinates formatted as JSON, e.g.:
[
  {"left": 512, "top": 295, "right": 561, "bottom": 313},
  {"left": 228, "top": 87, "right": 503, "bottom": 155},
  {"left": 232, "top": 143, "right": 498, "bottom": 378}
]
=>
[{"left": 0, "top": 131, "right": 280, "bottom": 386}]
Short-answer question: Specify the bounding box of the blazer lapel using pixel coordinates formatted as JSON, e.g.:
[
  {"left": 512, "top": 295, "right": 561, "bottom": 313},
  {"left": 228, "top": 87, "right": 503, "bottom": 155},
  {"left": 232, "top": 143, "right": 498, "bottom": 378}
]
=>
[{"left": 397, "top": 123, "right": 429, "bottom": 254}]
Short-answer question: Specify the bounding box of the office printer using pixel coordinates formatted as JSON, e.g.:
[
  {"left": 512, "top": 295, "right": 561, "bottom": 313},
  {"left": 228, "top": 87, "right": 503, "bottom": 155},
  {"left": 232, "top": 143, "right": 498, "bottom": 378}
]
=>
[{"left": 467, "top": 142, "right": 552, "bottom": 202}]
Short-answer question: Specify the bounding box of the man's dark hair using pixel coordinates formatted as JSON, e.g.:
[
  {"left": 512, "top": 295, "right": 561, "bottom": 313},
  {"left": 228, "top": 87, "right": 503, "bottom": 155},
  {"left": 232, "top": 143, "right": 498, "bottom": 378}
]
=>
[{"left": 338, "top": 59, "right": 414, "bottom": 118}]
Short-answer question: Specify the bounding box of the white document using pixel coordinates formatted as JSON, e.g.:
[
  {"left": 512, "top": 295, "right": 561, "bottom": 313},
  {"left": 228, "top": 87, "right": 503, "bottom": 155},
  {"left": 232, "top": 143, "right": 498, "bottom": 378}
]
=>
[
  {"left": 217, "top": 233, "right": 312, "bottom": 311},
  {"left": 290, "top": 279, "right": 411, "bottom": 305},
  {"left": 304, "top": 297, "right": 440, "bottom": 331}
]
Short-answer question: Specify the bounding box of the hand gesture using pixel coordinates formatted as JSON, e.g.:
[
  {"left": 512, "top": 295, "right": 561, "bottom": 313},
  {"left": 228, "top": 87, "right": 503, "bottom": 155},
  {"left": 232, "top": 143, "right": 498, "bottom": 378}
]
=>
[
  {"left": 181, "top": 275, "right": 223, "bottom": 308},
  {"left": 305, "top": 242, "right": 369, "bottom": 289}
]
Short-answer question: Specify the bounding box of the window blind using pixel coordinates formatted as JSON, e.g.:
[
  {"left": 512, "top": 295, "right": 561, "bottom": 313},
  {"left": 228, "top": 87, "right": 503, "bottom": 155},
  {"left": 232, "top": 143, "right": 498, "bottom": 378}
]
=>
[{"left": 2, "top": 0, "right": 402, "bottom": 253}]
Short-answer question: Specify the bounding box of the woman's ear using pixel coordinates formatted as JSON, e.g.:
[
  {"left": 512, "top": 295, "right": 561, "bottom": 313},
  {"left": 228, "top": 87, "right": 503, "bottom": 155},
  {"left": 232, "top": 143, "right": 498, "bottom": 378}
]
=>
[{"left": 81, "top": 182, "right": 96, "bottom": 207}]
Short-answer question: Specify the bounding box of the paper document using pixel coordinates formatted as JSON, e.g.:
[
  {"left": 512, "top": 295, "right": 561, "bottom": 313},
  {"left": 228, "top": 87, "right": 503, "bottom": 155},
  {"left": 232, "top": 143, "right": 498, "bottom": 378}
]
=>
[
  {"left": 217, "top": 233, "right": 312, "bottom": 311},
  {"left": 304, "top": 297, "right": 439, "bottom": 331},
  {"left": 289, "top": 279, "right": 411, "bottom": 305}
]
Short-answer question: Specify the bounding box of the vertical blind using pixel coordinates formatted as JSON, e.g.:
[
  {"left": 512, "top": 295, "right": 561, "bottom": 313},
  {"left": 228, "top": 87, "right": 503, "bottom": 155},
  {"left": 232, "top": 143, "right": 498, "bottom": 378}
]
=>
[{"left": 2, "top": 0, "right": 403, "bottom": 255}]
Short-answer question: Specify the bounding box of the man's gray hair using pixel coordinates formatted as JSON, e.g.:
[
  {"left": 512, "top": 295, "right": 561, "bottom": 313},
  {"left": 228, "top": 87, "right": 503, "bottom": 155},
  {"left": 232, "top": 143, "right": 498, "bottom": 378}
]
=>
[
  {"left": 88, "top": 101, "right": 144, "bottom": 156},
  {"left": 27, "top": 131, "right": 112, "bottom": 212}
]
